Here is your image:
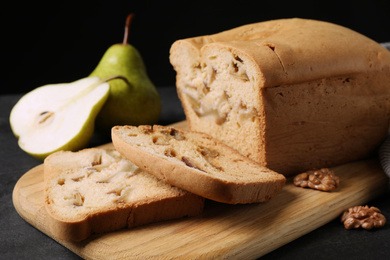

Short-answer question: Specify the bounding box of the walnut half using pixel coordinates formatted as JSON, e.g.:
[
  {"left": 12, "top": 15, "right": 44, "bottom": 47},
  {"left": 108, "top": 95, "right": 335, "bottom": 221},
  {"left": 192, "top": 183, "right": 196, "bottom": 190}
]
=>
[
  {"left": 341, "top": 205, "right": 386, "bottom": 230},
  {"left": 293, "top": 168, "right": 339, "bottom": 191}
]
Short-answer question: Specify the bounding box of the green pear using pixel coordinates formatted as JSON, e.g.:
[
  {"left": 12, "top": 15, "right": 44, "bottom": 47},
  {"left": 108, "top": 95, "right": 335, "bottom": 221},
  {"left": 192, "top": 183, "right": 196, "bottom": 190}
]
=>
[
  {"left": 89, "top": 14, "right": 161, "bottom": 132},
  {"left": 9, "top": 77, "right": 112, "bottom": 160}
]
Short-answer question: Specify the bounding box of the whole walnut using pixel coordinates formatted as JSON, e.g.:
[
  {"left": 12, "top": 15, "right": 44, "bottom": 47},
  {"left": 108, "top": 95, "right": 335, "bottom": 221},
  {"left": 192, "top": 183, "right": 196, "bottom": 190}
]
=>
[
  {"left": 293, "top": 168, "right": 339, "bottom": 191},
  {"left": 341, "top": 205, "right": 386, "bottom": 230}
]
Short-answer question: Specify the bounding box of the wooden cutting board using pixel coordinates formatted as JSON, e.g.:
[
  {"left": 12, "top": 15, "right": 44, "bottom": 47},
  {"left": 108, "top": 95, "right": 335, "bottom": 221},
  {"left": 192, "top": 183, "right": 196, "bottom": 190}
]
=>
[{"left": 12, "top": 121, "right": 389, "bottom": 259}]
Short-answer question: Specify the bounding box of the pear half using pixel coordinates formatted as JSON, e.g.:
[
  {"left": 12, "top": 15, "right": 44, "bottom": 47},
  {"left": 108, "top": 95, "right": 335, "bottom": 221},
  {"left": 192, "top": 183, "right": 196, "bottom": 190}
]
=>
[{"left": 10, "top": 77, "right": 110, "bottom": 160}]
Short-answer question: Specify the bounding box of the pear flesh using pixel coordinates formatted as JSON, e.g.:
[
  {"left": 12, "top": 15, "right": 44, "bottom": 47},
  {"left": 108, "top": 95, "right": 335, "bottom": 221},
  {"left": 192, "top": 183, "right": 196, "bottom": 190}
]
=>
[
  {"left": 90, "top": 44, "right": 161, "bottom": 131},
  {"left": 10, "top": 77, "right": 109, "bottom": 160}
]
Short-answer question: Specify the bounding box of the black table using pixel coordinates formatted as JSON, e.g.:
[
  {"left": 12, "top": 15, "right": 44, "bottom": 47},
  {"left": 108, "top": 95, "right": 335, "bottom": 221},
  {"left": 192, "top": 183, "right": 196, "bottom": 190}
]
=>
[{"left": 1, "top": 87, "right": 389, "bottom": 259}]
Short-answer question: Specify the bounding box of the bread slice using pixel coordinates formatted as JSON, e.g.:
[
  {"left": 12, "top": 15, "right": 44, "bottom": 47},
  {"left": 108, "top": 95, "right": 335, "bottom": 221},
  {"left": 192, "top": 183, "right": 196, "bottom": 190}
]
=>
[
  {"left": 111, "top": 125, "right": 286, "bottom": 204},
  {"left": 169, "top": 18, "right": 390, "bottom": 176},
  {"left": 43, "top": 148, "right": 204, "bottom": 242}
]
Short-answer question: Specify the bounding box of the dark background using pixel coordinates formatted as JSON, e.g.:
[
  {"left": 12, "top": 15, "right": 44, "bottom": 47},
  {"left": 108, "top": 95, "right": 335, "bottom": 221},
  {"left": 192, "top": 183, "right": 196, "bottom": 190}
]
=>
[{"left": 2, "top": 0, "right": 390, "bottom": 94}]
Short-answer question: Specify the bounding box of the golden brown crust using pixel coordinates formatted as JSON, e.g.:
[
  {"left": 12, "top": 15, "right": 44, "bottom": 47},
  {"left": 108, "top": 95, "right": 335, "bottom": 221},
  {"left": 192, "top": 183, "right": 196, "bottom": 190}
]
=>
[{"left": 171, "top": 18, "right": 390, "bottom": 87}]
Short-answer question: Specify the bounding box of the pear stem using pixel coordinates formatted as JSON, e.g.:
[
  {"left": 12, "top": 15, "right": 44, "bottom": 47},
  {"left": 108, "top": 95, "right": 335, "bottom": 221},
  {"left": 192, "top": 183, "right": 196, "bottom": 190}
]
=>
[
  {"left": 123, "top": 13, "right": 134, "bottom": 45},
  {"left": 70, "top": 76, "right": 132, "bottom": 104},
  {"left": 102, "top": 75, "right": 132, "bottom": 89}
]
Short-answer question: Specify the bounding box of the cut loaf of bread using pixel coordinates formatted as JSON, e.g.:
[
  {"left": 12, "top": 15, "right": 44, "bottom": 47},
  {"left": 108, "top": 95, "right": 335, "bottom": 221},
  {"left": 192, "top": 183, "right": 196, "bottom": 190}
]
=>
[
  {"left": 111, "top": 125, "right": 286, "bottom": 204},
  {"left": 44, "top": 148, "right": 204, "bottom": 242},
  {"left": 170, "top": 18, "right": 390, "bottom": 176}
]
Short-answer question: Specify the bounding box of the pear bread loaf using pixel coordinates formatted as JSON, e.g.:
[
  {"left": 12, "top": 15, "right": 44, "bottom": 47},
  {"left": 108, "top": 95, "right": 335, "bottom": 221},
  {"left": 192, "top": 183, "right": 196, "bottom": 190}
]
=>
[
  {"left": 43, "top": 148, "right": 204, "bottom": 242},
  {"left": 111, "top": 125, "right": 286, "bottom": 204},
  {"left": 169, "top": 18, "right": 390, "bottom": 176}
]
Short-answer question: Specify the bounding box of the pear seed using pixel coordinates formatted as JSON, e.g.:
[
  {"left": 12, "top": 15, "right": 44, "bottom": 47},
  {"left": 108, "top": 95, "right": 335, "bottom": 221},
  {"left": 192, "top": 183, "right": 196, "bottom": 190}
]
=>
[{"left": 37, "top": 111, "right": 55, "bottom": 125}]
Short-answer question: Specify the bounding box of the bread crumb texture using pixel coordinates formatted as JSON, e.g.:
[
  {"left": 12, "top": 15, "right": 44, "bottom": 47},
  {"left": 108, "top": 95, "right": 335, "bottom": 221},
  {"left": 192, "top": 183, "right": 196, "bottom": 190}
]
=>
[
  {"left": 112, "top": 125, "right": 286, "bottom": 204},
  {"left": 114, "top": 125, "right": 283, "bottom": 183},
  {"left": 45, "top": 149, "right": 187, "bottom": 219}
]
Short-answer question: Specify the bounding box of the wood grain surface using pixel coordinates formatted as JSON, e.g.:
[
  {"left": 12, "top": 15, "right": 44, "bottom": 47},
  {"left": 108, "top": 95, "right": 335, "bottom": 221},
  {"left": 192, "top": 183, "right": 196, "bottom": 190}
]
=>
[{"left": 12, "top": 122, "right": 389, "bottom": 259}]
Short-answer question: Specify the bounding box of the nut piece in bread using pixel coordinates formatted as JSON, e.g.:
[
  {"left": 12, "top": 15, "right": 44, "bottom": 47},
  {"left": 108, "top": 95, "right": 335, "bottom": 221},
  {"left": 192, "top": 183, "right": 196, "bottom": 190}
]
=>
[
  {"left": 44, "top": 148, "right": 204, "bottom": 241},
  {"left": 111, "top": 125, "right": 286, "bottom": 204},
  {"left": 170, "top": 18, "right": 390, "bottom": 175}
]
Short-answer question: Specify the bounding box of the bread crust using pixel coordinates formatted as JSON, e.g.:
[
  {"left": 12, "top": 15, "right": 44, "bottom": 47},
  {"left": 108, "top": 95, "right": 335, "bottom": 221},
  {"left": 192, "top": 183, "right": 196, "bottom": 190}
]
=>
[
  {"left": 171, "top": 18, "right": 390, "bottom": 87},
  {"left": 112, "top": 125, "right": 286, "bottom": 204}
]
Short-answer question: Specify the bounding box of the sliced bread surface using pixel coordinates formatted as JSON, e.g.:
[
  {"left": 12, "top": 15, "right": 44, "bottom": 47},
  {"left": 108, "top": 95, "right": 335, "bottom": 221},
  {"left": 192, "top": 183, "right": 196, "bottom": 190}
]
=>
[
  {"left": 44, "top": 148, "right": 204, "bottom": 241},
  {"left": 111, "top": 125, "right": 286, "bottom": 204}
]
